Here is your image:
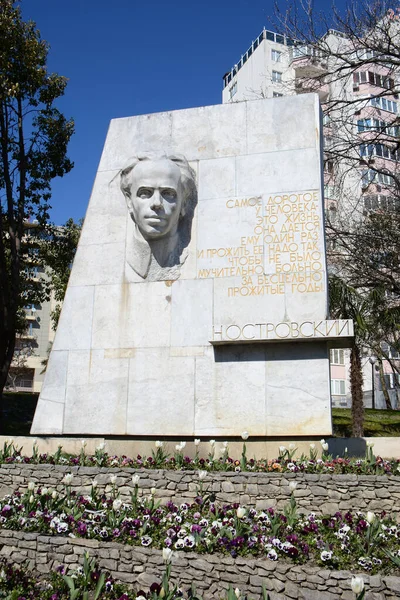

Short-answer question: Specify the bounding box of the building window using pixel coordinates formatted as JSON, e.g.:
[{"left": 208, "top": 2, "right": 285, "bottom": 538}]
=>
[
  {"left": 324, "top": 159, "right": 334, "bottom": 174},
  {"left": 271, "top": 49, "right": 282, "bottom": 62},
  {"left": 331, "top": 349, "right": 345, "bottom": 365},
  {"left": 273, "top": 92, "right": 283, "bottom": 97},
  {"left": 354, "top": 71, "right": 394, "bottom": 89},
  {"left": 324, "top": 185, "right": 336, "bottom": 199},
  {"left": 369, "top": 96, "right": 398, "bottom": 113},
  {"left": 381, "top": 343, "right": 400, "bottom": 359},
  {"left": 229, "top": 82, "right": 237, "bottom": 99},
  {"left": 362, "top": 169, "right": 395, "bottom": 187},
  {"left": 384, "top": 373, "right": 400, "bottom": 389},
  {"left": 25, "top": 266, "right": 39, "bottom": 278},
  {"left": 323, "top": 114, "right": 331, "bottom": 126},
  {"left": 331, "top": 379, "right": 346, "bottom": 395},
  {"left": 359, "top": 143, "right": 399, "bottom": 161},
  {"left": 363, "top": 195, "right": 400, "bottom": 212},
  {"left": 357, "top": 118, "right": 399, "bottom": 136},
  {"left": 272, "top": 70, "right": 282, "bottom": 83}
]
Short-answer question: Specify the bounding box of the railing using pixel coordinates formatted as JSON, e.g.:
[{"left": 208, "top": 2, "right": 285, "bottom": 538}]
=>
[
  {"left": 223, "top": 29, "right": 294, "bottom": 88},
  {"left": 291, "top": 45, "right": 326, "bottom": 61}
]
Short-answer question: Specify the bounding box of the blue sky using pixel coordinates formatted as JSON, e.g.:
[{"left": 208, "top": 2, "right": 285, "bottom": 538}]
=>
[{"left": 22, "top": 0, "right": 347, "bottom": 225}]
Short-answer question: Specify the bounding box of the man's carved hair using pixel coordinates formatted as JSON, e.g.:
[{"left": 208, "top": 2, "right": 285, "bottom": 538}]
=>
[{"left": 120, "top": 153, "right": 196, "bottom": 218}]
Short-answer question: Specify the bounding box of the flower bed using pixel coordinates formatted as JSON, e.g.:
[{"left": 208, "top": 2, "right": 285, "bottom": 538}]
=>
[
  {"left": 0, "top": 531, "right": 399, "bottom": 599},
  {"left": 1, "top": 440, "right": 400, "bottom": 598},
  {"left": 1, "top": 464, "right": 400, "bottom": 519},
  {"left": 1, "top": 438, "right": 399, "bottom": 476},
  {"left": 0, "top": 480, "right": 399, "bottom": 576}
]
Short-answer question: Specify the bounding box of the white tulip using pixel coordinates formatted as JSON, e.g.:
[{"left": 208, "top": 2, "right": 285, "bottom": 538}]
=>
[
  {"left": 110, "top": 475, "right": 117, "bottom": 485},
  {"left": 27, "top": 481, "right": 35, "bottom": 491},
  {"left": 309, "top": 443, "right": 316, "bottom": 450},
  {"left": 345, "top": 447, "right": 348, "bottom": 454},
  {"left": 198, "top": 470, "right": 207, "bottom": 481},
  {"left": 92, "top": 480, "right": 98, "bottom": 488},
  {"left": 155, "top": 440, "right": 163, "bottom": 448},
  {"left": 289, "top": 443, "right": 296, "bottom": 451},
  {"left": 320, "top": 438, "right": 326, "bottom": 445},
  {"left": 209, "top": 439, "right": 216, "bottom": 447},
  {"left": 7, "top": 438, "right": 14, "bottom": 445},
  {"left": 41, "top": 487, "right": 48, "bottom": 496},
  {"left": 321, "top": 442, "right": 329, "bottom": 452},
  {"left": 162, "top": 547, "right": 173, "bottom": 563},
  {"left": 194, "top": 439, "right": 201, "bottom": 446},
  {"left": 175, "top": 444, "right": 182, "bottom": 451},
  {"left": 289, "top": 481, "right": 298, "bottom": 492},
  {"left": 222, "top": 441, "right": 229, "bottom": 448},
  {"left": 52, "top": 491, "right": 58, "bottom": 500},
  {"left": 241, "top": 431, "right": 249, "bottom": 440},
  {"left": 81, "top": 439, "right": 87, "bottom": 448},
  {"left": 236, "top": 507, "right": 246, "bottom": 519},
  {"left": 351, "top": 576, "right": 364, "bottom": 594},
  {"left": 29, "top": 495, "right": 34, "bottom": 503},
  {"left": 132, "top": 474, "right": 140, "bottom": 486},
  {"left": 96, "top": 442, "right": 105, "bottom": 451},
  {"left": 366, "top": 440, "right": 374, "bottom": 448},
  {"left": 234, "top": 589, "right": 241, "bottom": 599},
  {"left": 151, "top": 487, "right": 156, "bottom": 496},
  {"left": 62, "top": 473, "right": 73, "bottom": 485},
  {"left": 279, "top": 446, "right": 286, "bottom": 453},
  {"left": 366, "top": 511, "right": 376, "bottom": 524},
  {"left": 180, "top": 441, "right": 186, "bottom": 449},
  {"left": 112, "top": 499, "right": 122, "bottom": 511}
]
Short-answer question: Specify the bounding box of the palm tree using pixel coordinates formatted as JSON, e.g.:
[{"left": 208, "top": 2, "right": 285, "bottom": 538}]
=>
[
  {"left": 329, "top": 275, "right": 369, "bottom": 436},
  {"left": 330, "top": 274, "right": 400, "bottom": 435}
]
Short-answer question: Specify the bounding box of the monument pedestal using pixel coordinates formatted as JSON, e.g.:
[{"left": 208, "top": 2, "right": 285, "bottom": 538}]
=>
[{"left": 31, "top": 95, "right": 352, "bottom": 438}]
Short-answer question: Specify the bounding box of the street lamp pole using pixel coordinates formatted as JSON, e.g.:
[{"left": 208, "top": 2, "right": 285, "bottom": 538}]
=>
[{"left": 369, "top": 357, "right": 377, "bottom": 410}]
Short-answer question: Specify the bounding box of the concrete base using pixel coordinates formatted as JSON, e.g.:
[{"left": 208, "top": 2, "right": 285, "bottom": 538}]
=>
[{"left": 2, "top": 436, "right": 399, "bottom": 459}]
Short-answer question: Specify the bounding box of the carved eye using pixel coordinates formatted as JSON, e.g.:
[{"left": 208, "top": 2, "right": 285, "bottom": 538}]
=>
[
  {"left": 161, "top": 188, "right": 177, "bottom": 202},
  {"left": 137, "top": 187, "right": 153, "bottom": 199}
]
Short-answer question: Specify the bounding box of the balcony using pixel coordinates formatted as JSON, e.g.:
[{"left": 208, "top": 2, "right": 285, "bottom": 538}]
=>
[
  {"left": 24, "top": 309, "right": 38, "bottom": 321},
  {"left": 295, "top": 78, "right": 329, "bottom": 102},
  {"left": 290, "top": 45, "right": 328, "bottom": 77}
]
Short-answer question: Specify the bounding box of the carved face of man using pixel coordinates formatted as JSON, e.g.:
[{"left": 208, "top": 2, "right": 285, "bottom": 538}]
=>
[{"left": 128, "top": 159, "right": 184, "bottom": 241}]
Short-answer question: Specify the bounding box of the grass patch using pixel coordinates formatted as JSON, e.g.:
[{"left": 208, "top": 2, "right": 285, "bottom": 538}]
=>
[{"left": 332, "top": 407, "right": 400, "bottom": 437}]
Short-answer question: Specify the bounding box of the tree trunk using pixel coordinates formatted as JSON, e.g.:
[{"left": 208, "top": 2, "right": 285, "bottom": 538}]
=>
[
  {"left": 351, "top": 344, "right": 364, "bottom": 437},
  {"left": 378, "top": 361, "right": 393, "bottom": 410},
  {"left": 0, "top": 328, "right": 16, "bottom": 423}
]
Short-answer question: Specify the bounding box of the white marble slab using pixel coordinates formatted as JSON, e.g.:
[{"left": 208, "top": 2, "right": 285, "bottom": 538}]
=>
[
  {"left": 32, "top": 96, "right": 340, "bottom": 438},
  {"left": 127, "top": 348, "right": 195, "bottom": 435}
]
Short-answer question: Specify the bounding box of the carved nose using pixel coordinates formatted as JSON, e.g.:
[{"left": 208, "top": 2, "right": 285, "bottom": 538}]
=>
[{"left": 151, "top": 191, "right": 163, "bottom": 209}]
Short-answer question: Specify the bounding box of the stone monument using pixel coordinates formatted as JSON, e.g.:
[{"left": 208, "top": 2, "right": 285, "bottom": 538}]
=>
[{"left": 31, "top": 94, "right": 353, "bottom": 437}]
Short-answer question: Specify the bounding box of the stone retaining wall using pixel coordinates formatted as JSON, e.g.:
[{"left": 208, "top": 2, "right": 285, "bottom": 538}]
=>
[
  {"left": 0, "top": 529, "right": 399, "bottom": 600},
  {"left": 0, "top": 464, "right": 399, "bottom": 519}
]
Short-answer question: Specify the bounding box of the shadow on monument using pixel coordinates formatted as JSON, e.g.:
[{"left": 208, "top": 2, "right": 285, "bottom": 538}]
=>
[{"left": 213, "top": 341, "right": 328, "bottom": 362}]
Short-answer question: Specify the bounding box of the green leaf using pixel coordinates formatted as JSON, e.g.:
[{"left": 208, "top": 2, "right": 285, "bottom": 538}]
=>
[{"left": 93, "top": 572, "right": 106, "bottom": 600}]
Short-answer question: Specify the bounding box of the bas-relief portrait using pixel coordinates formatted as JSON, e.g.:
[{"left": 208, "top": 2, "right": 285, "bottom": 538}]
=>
[{"left": 120, "top": 153, "right": 197, "bottom": 281}]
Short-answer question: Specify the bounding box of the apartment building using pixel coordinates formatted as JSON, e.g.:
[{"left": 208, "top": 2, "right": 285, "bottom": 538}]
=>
[
  {"left": 222, "top": 27, "right": 400, "bottom": 409},
  {"left": 6, "top": 223, "right": 57, "bottom": 394}
]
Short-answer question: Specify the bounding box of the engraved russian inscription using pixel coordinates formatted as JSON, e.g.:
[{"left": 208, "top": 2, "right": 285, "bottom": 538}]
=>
[{"left": 197, "top": 190, "right": 324, "bottom": 297}]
